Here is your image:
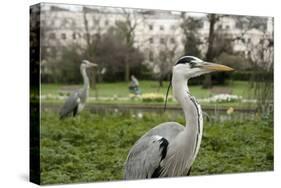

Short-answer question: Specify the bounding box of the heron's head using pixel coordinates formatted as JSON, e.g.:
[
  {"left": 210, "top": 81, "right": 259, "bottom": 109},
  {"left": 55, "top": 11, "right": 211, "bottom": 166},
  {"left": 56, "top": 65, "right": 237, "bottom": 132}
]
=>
[
  {"left": 173, "top": 56, "right": 234, "bottom": 79},
  {"left": 164, "top": 56, "right": 234, "bottom": 111},
  {"left": 81, "top": 60, "right": 98, "bottom": 69}
]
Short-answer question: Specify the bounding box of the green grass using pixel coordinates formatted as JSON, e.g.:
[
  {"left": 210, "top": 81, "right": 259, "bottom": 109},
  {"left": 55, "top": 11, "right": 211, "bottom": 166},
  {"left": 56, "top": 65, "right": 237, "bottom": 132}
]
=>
[
  {"left": 41, "top": 80, "right": 252, "bottom": 99},
  {"left": 40, "top": 80, "right": 256, "bottom": 109},
  {"left": 40, "top": 111, "right": 273, "bottom": 184}
]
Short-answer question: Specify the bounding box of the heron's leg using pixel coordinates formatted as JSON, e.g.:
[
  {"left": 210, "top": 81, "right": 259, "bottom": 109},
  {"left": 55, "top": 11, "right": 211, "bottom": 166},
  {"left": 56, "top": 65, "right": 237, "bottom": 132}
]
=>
[
  {"left": 73, "top": 106, "right": 78, "bottom": 117},
  {"left": 186, "top": 167, "right": 192, "bottom": 176}
]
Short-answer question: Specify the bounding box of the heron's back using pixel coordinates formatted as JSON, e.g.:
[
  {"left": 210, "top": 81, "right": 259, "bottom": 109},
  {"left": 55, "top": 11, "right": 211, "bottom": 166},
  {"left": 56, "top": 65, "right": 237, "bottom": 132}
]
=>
[
  {"left": 136, "top": 122, "right": 184, "bottom": 144},
  {"left": 124, "top": 122, "right": 184, "bottom": 179}
]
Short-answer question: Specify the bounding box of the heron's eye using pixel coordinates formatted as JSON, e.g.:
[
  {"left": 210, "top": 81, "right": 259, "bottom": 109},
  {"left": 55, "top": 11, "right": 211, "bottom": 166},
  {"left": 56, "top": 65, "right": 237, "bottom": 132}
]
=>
[{"left": 189, "top": 61, "right": 199, "bottom": 68}]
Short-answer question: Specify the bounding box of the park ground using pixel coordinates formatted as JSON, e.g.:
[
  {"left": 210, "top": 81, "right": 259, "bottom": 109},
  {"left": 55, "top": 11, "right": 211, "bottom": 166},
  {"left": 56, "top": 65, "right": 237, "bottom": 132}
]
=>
[
  {"left": 41, "top": 80, "right": 251, "bottom": 99},
  {"left": 39, "top": 80, "right": 273, "bottom": 184},
  {"left": 40, "top": 111, "right": 273, "bottom": 184},
  {"left": 41, "top": 80, "right": 257, "bottom": 109}
]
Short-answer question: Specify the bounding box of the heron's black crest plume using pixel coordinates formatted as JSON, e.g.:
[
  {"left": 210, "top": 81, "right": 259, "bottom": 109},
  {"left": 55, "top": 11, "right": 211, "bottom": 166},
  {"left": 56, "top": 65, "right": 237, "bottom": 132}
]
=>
[
  {"left": 164, "top": 74, "right": 172, "bottom": 112},
  {"left": 176, "top": 57, "right": 193, "bottom": 65}
]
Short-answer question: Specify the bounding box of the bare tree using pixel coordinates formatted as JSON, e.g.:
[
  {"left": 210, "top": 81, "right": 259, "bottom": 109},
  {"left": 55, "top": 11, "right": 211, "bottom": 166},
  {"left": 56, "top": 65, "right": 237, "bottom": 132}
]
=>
[
  {"left": 40, "top": 6, "right": 71, "bottom": 83},
  {"left": 115, "top": 8, "right": 144, "bottom": 81},
  {"left": 82, "top": 6, "right": 104, "bottom": 89},
  {"left": 94, "top": 27, "right": 144, "bottom": 82},
  {"left": 180, "top": 13, "right": 202, "bottom": 57},
  {"left": 202, "top": 14, "right": 252, "bottom": 88},
  {"left": 248, "top": 31, "right": 273, "bottom": 114},
  {"left": 202, "top": 14, "right": 222, "bottom": 88},
  {"left": 154, "top": 38, "right": 178, "bottom": 87},
  {"left": 224, "top": 16, "right": 273, "bottom": 114},
  {"left": 213, "top": 15, "right": 273, "bottom": 114}
]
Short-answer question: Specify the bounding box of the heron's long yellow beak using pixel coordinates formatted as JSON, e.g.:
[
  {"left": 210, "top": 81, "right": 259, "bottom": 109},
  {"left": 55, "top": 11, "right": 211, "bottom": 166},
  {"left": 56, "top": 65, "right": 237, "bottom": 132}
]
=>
[{"left": 202, "top": 62, "right": 234, "bottom": 72}]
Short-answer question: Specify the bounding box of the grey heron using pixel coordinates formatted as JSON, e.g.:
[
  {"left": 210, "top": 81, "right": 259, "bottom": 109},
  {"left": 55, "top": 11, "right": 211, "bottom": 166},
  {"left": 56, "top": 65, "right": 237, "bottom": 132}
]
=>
[
  {"left": 59, "top": 60, "right": 98, "bottom": 119},
  {"left": 124, "top": 56, "right": 233, "bottom": 179}
]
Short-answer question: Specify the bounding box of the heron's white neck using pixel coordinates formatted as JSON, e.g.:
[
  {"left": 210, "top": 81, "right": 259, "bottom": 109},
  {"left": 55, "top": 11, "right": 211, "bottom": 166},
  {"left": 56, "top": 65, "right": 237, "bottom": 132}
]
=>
[
  {"left": 81, "top": 67, "right": 89, "bottom": 89},
  {"left": 172, "top": 73, "right": 200, "bottom": 130},
  {"left": 161, "top": 72, "right": 203, "bottom": 176},
  {"left": 162, "top": 71, "right": 203, "bottom": 176}
]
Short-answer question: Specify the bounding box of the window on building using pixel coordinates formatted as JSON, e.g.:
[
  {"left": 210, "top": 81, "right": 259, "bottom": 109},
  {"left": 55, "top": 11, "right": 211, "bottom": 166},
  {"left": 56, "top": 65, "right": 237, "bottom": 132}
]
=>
[
  {"left": 149, "top": 51, "right": 154, "bottom": 61},
  {"left": 61, "top": 33, "right": 66, "bottom": 40},
  {"left": 46, "top": 47, "right": 51, "bottom": 53},
  {"left": 170, "top": 38, "right": 175, "bottom": 44},
  {"left": 92, "top": 33, "right": 100, "bottom": 40},
  {"left": 218, "top": 24, "right": 222, "bottom": 29},
  {"left": 51, "top": 47, "right": 57, "bottom": 58},
  {"left": 49, "top": 33, "right": 56, "bottom": 39},
  {"left": 247, "top": 38, "right": 251, "bottom": 43},
  {"left": 72, "top": 33, "right": 76, "bottom": 40},
  {"left": 105, "top": 20, "right": 109, "bottom": 26},
  {"left": 41, "top": 20, "right": 46, "bottom": 26},
  {"left": 61, "top": 18, "right": 68, "bottom": 27},
  {"left": 149, "top": 37, "right": 154, "bottom": 44},
  {"left": 41, "top": 47, "right": 47, "bottom": 56},
  {"left": 149, "top": 24, "right": 153, "bottom": 30},
  {"left": 225, "top": 25, "right": 230, "bottom": 30},
  {"left": 160, "top": 38, "right": 165, "bottom": 44},
  {"left": 160, "top": 25, "right": 164, "bottom": 31},
  {"left": 94, "top": 18, "right": 99, "bottom": 25},
  {"left": 83, "top": 33, "right": 89, "bottom": 39}
]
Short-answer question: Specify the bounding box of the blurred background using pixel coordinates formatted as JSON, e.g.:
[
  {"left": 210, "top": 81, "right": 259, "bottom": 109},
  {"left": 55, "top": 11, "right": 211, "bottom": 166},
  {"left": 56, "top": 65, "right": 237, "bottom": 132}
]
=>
[{"left": 36, "top": 3, "right": 273, "bottom": 184}]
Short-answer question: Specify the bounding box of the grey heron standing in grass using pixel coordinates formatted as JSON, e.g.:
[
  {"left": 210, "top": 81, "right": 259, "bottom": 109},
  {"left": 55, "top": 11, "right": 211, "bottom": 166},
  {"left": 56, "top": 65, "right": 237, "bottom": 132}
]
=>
[
  {"left": 59, "top": 60, "right": 98, "bottom": 119},
  {"left": 124, "top": 56, "right": 233, "bottom": 179}
]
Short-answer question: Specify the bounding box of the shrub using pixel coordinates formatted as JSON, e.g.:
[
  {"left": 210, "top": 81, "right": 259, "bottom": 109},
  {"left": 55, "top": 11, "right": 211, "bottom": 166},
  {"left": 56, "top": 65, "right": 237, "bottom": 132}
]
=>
[
  {"left": 209, "top": 94, "right": 242, "bottom": 103},
  {"left": 141, "top": 93, "right": 172, "bottom": 102}
]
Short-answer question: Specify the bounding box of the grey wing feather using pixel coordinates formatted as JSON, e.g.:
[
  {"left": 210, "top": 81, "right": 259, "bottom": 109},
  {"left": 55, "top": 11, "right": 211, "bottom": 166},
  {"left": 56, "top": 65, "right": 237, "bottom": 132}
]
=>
[
  {"left": 124, "top": 122, "right": 184, "bottom": 179},
  {"left": 125, "top": 136, "right": 164, "bottom": 179},
  {"left": 59, "top": 91, "right": 80, "bottom": 119}
]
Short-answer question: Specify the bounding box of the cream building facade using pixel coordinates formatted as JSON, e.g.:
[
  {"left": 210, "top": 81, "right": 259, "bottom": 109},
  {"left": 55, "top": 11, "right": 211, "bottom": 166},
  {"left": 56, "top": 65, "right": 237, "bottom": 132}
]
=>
[{"left": 40, "top": 4, "right": 273, "bottom": 68}]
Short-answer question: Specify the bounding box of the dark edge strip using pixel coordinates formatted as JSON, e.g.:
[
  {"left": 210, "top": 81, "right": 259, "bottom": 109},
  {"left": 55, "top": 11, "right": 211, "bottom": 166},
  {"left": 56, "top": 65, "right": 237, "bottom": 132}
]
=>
[{"left": 30, "top": 3, "right": 41, "bottom": 185}]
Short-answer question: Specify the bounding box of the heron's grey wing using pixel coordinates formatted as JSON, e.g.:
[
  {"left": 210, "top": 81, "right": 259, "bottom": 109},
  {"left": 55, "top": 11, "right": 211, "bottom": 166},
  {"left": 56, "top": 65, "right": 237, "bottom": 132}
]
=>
[
  {"left": 124, "top": 135, "right": 168, "bottom": 179},
  {"left": 124, "top": 122, "right": 184, "bottom": 180},
  {"left": 59, "top": 91, "right": 80, "bottom": 119}
]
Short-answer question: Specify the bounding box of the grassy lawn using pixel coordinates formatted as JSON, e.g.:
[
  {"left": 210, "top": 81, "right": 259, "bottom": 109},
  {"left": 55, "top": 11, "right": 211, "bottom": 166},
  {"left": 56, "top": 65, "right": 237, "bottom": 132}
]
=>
[
  {"left": 40, "top": 111, "right": 273, "bottom": 184},
  {"left": 41, "top": 80, "right": 255, "bottom": 109},
  {"left": 41, "top": 80, "right": 252, "bottom": 99}
]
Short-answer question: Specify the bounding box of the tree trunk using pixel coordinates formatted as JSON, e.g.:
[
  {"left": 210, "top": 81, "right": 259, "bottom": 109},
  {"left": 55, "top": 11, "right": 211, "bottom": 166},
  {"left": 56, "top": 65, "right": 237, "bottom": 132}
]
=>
[
  {"left": 203, "top": 14, "right": 217, "bottom": 89},
  {"left": 125, "top": 55, "right": 130, "bottom": 82},
  {"left": 159, "top": 76, "right": 163, "bottom": 87},
  {"left": 97, "top": 72, "right": 103, "bottom": 83},
  {"left": 83, "top": 7, "right": 96, "bottom": 89},
  {"left": 88, "top": 69, "right": 96, "bottom": 90},
  {"left": 83, "top": 8, "right": 91, "bottom": 49}
]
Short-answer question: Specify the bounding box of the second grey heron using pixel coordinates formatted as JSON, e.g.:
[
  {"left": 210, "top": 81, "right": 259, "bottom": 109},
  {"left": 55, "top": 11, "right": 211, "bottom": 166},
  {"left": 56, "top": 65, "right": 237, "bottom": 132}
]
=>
[
  {"left": 124, "top": 56, "right": 233, "bottom": 179},
  {"left": 59, "top": 60, "right": 97, "bottom": 119}
]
